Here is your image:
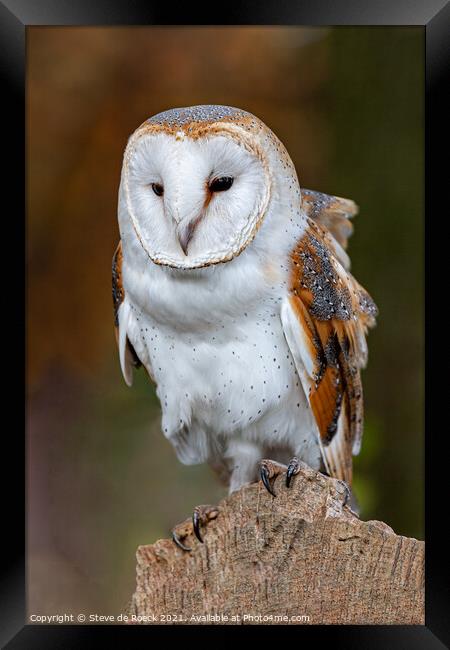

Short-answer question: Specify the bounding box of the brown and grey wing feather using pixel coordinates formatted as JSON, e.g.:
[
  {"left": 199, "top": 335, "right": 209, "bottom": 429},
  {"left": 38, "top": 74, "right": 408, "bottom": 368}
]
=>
[
  {"left": 281, "top": 217, "right": 377, "bottom": 485},
  {"left": 112, "top": 241, "right": 142, "bottom": 377},
  {"left": 301, "top": 189, "right": 358, "bottom": 270}
]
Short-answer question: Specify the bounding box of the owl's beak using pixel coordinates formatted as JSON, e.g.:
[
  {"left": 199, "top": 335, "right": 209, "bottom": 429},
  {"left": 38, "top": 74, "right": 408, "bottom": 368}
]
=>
[{"left": 177, "top": 217, "right": 201, "bottom": 256}]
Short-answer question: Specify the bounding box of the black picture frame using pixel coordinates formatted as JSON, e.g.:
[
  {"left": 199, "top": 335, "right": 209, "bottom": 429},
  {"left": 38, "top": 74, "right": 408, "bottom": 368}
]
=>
[{"left": 2, "top": 0, "right": 448, "bottom": 646}]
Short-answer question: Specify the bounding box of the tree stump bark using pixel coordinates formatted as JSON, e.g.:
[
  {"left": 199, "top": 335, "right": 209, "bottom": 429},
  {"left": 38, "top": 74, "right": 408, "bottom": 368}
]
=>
[{"left": 129, "top": 462, "right": 424, "bottom": 625}]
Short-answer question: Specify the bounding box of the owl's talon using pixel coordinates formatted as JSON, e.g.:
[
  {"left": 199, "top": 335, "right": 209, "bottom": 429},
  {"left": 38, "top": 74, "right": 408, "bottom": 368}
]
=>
[
  {"left": 192, "top": 509, "right": 203, "bottom": 543},
  {"left": 340, "top": 481, "right": 351, "bottom": 507},
  {"left": 192, "top": 505, "right": 219, "bottom": 543},
  {"left": 171, "top": 516, "right": 195, "bottom": 552},
  {"left": 172, "top": 530, "right": 192, "bottom": 552},
  {"left": 259, "top": 459, "right": 288, "bottom": 497},
  {"left": 260, "top": 464, "right": 276, "bottom": 496},
  {"left": 172, "top": 505, "right": 219, "bottom": 551},
  {"left": 286, "top": 456, "right": 300, "bottom": 488},
  {"left": 320, "top": 471, "right": 352, "bottom": 507}
]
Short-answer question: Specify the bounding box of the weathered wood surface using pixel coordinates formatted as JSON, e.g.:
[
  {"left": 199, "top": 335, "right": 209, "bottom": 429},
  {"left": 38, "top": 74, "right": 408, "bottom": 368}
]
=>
[{"left": 130, "top": 462, "right": 424, "bottom": 625}]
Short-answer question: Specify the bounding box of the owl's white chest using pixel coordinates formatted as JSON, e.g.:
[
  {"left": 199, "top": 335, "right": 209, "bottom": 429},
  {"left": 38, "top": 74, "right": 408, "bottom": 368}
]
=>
[{"left": 124, "top": 254, "right": 321, "bottom": 476}]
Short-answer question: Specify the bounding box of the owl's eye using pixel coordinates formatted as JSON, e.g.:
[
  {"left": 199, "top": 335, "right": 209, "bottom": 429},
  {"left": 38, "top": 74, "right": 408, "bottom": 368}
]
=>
[
  {"left": 209, "top": 176, "right": 234, "bottom": 192},
  {"left": 151, "top": 183, "right": 164, "bottom": 197}
]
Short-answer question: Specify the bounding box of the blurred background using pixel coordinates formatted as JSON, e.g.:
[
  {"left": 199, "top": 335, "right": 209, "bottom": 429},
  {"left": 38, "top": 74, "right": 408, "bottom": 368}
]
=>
[{"left": 27, "top": 27, "right": 424, "bottom": 616}]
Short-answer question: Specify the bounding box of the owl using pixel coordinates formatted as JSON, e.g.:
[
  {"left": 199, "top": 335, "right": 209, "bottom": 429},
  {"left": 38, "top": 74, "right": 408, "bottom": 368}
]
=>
[{"left": 113, "top": 105, "right": 377, "bottom": 550}]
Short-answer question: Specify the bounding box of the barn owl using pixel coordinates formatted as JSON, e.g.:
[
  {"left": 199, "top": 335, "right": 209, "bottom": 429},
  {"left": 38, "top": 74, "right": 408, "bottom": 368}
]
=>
[{"left": 113, "top": 105, "right": 377, "bottom": 550}]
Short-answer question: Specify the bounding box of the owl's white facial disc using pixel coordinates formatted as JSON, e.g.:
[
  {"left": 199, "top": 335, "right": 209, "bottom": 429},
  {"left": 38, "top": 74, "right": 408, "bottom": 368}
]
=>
[{"left": 122, "top": 127, "right": 271, "bottom": 269}]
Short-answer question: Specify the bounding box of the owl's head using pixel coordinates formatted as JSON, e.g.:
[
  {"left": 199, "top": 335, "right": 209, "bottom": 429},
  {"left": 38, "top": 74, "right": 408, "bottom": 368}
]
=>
[{"left": 119, "top": 105, "right": 299, "bottom": 269}]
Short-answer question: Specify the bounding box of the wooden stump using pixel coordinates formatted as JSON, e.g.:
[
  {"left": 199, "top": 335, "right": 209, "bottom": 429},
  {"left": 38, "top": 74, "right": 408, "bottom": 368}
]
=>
[{"left": 130, "top": 462, "right": 424, "bottom": 625}]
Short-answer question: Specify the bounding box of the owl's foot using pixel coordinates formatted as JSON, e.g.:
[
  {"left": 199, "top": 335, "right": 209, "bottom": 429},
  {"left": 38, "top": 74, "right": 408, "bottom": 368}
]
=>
[
  {"left": 193, "top": 504, "right": 219, "bottom": 543},
  {"left": 320, "top": 469, "right": 355, "bottom": 512},
  {"left": 259, "top": 459, "right": 288, "bottom": 497},
  {"left": 320, "top": 469, "right": 351, "bottom": 507},
  {"left": 171, "top": 504, "right": 219, "bottom": 552},
  {"left": 338, "top": 480, "right": 351, "bottom": 507},
  {"left": 171, "top": 519, "right": 192, "bottom": 552}
]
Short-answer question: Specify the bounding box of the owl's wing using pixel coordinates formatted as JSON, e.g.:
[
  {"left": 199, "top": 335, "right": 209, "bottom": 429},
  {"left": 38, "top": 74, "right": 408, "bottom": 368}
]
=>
[
  {"left": 280, "top": 218, "right": 377, "bottom": 484},
  {"left": 301, "top": 189, "right": 358, "bottom": 270},
  {"left": 112, "top": 240, "right": 143, "bottom": 386}
]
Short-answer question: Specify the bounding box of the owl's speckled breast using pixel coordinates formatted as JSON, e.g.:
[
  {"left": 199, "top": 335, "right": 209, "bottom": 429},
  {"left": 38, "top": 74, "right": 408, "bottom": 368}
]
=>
[{"left": 125, "top": 294, "right": 321, "bottom": 480}]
